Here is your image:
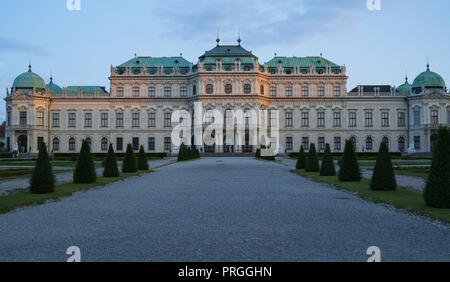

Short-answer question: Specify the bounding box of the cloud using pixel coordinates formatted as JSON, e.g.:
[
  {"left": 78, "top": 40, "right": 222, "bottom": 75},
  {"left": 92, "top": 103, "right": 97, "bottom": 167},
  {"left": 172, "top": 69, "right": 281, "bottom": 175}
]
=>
[
  {"left": 153, "top": 0, "right": 364, "bottom": 46},
  {"left": 0, "top": 37, "right": 50, "bottom": 56}
]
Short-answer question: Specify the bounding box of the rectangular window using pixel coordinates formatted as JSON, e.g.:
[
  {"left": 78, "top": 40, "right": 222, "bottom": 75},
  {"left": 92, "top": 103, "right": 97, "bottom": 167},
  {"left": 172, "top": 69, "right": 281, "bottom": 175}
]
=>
[
  {"left": 302, "top": 87, "right": 309, "bottom": 96},
  {"left": 52, "top": 113, "right": 60, "bottom": 127},
  {"left": 286, "top": 137, "right": 293, "bottom": 151},
  {"left": 36, "top": 111, "right": 44, "bottom": 126},
  {"left": 164, "top": 87, "right": 171, "bottom": 97},
  {"left": 318, "top": 87, "right": 325, "bottom": 97},
  {"left": 431, "top": 110, "right": 439, "bottom": 125},
  {"left": 286, "top": 87, "right": 292, "bottom": 97},
  {"left": 318, "top": 137, "right": 325, "bottom": 151},
  {"left": 334, "top": 137, "right": 341, "bottom": 151},
  {"left": 302, "top": 137, "right": 309, "bottom": 150},
  {"left": 117, "top": 87, "right": 124, "bottom": 97},
  {"left": 334, "top": 87, "right": 341, "bottom": 97},
  {"left": 349, "top": 112, "right": 357, "bottom": 127},
  {"left": 333, "top": 112, "right": 341, "bottom": 127},
  {"left": 285, "top": 112, "right": 293, "bottom": 127},
  {"left": 148, "top": 137, "right": 155, "bottom": 151},
  {"left": 132, "top": 113, "right": 140, "bottom": 127},
  {"left": 270, "top": 87, "right": 276, "bottom": 97},
  {"left": 133, "top": 87, "right": 140, "bottom": 97},
  {"left": 149, "top": 87, "right": 156, "bottom": 97},
  {"left": 148, "top": 112, "right": 156, "bottom": 127},
  {"left": 164, "top": 137, "right": 171, "bottom": 151},
  {"left": 365, "top": 112, "right": 373, "bottom": 127},
  {"left": 84, "top": 113, "right": 92, "bottom": 128},
  {"left": 301, "top": 112, "right": 309, "bottom": 127},
  {"left": 381, "top": 112, "right": 389, "bottom": 127},
  {"left": 164, "top": 113, "right": 172, "bottom": 127},
  {"left": 132, "top": 137, "right": 139, "bottom": 151},
  {"left": 101, "top": 113, "right": 108, "bottom": 127},
  {"left": 397, "top": 112, "right": 405, "bottom": 127},
  {"left": 317, "top": 112, "right": 325, "bottom": 128},
  {"left": 7, "top": 111, "right": 11, "bottom": 126},
  {"left": 116, "top": 137, "right": 123, "bottom": 151},
  {"left": 68, "top": 113, "right": 76, "bottom": 127},
  {"left": 20, "top": 111, "right": 27, "bottom": 125},
  {"left": 180, "top": 87, "right": 187, "bottom": 97},
  {"left": 414, "top": 136, "right": 420, "bottom": 150},
  {"left": 414, "top": 110, "right": 420, "bottom": 126},
  {"left": 270, "top": 111, "right": 277, "bottom": 127},
  {"left": 116, "top": 112, "right": 123, "bottom": 127}
]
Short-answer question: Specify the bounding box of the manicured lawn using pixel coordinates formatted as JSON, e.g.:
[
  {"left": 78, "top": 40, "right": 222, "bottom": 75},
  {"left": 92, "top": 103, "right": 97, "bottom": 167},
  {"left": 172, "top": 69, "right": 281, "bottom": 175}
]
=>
[
  {"left": 0, "top": 168, "right": 72, "bottom": 181},
  {"left": 291, "top": 170, "right": 450, "bottom": 223},
  {"left": 0, "top": 171, "right": 151, "bottom": 214},
  {"left": 392, "top": 167, "right": 430, "bottom": 179},
  {"left": 0, "top": 160, "right": 103, "bottom": 168},
  {"left": 359, "top": 160, "right": 431, "bottom": 167}
]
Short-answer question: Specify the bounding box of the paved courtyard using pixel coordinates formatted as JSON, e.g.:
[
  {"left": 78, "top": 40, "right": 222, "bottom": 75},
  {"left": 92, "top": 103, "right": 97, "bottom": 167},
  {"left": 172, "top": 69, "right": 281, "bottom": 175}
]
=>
[{"left": 0, "top": 157, "right": 448, "bottom": 262}]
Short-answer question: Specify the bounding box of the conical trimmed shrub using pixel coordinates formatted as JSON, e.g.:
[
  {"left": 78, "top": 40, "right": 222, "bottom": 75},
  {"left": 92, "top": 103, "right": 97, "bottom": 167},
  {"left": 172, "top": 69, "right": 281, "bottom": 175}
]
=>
[
  {"left": 305, "top": 143, "right": 319, "bottom": 172},
  {"left": 320, "top": 143, "right": 336, "bottom": 176},
  {"left": 103, "top": 144, "right": 119, "bottom": 177},
  {"left": 122, "top": 143, "right": 137, "bottom": 172},
  {"left": 370, "top": 141, "right": 397, "bottom": 190},
  {"left": 255, "top": 148, "right": 261, "bottom": 158},
  {"left": 296, "top": 146, "right": 306, "bottom": 169},
  {"left": 338, "top": 139, "right": 361, "bottom": 181},
  {"left": 424, "top": 127, "right": 450, "bottom": 208},
  {"left": 74, "top": 139, "right": 97, "bottom": 183},
  {"left": 137, "top": 145, "right": 149, "bottom": 170},
  {"left": 177, "top": 143, "right": 185, "bottom": 161},
  {"left": 30, "top": 142, "right": 55, "bottom": 194}
]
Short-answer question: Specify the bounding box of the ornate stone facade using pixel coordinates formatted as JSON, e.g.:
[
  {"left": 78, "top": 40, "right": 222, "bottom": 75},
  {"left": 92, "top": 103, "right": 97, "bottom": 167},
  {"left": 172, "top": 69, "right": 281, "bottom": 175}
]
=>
[{"left": 4, "top": 42, "right": 450, "bottom": 154}]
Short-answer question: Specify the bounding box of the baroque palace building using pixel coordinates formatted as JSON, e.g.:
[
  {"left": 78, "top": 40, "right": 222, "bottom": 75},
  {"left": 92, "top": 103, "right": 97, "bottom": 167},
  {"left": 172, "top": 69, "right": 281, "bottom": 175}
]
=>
[{"left": 4, "top": 39, "right": 450, "bottom": 155}]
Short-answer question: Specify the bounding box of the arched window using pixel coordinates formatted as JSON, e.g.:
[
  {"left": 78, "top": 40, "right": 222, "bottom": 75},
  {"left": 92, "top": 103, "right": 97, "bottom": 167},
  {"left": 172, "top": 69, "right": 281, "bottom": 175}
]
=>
[
  {"left": 382, "top": 136, "right": 389, "bottom": 149},
  {"left": 398, "top": 136, "right": 405, "bottom": 152},
  {"left": 260, "top": 85, "right": 264, "bottom": 94},
  {"left": 244, "top": 84, "right": 251, "bottom": 94},
  {"left": 225, "top": 84, "right": 232, "bottom": 94},
  {"left": 69, "top": 137, "right": 76, "bottom": 151},
  {"left": 192, "top": 84, "right": 197, "bottom": 96},
  {"left": 366, "top": 137, "right": 373, "bottom": 151},
  {"left": 101, "top": 137, "right": 108, "bottom": 151},
  {"left": 206, "top": 84, "right": 214, "bottom": 94},
  {"left": 53, "top": 137, "right": 59, "bottom": 151}
]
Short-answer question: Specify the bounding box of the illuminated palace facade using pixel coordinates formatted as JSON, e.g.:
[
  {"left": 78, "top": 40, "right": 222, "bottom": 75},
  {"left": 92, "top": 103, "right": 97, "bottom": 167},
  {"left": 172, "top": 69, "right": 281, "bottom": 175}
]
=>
[{"left": 4, "top": 39, "right": 450, "bottom": 154}]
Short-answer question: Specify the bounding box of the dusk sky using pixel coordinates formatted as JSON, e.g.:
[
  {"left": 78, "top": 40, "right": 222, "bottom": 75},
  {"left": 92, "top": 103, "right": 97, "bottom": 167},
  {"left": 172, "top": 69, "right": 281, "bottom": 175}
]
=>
[{"left": 1, "top": 0, "right": 449, "bottom": 121}]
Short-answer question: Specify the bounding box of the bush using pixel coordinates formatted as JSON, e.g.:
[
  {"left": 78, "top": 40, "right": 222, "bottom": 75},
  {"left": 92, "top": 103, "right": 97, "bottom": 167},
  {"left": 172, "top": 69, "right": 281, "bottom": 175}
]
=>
[
  {"left": 73, "top": 139, "right": 97, "bottom": 184},
  {"left": 103, "top": 144, "right": 120, "bottom": 177},
  {"left": 320, "top": 143, "right": 336, "bottom": 176},
  {"left": 338, "top": 139, "right": 361, "bottom": 181},
  {"left": 177, "top": 143, "right": 186, "bottom": 161},
  {"left": 424, "top": 127, "right": 450, "bottom": 208},
  {"left": 30, "top": 142, "right": 55, "bottom": 194},
  {"left": 122, "top": 144, "right": 137, "bottom": 172},
  {"left": 137, "top": 146, "right": 149, "bottom": 170},
  {"left": 296, "top": 146, "right": 306, "bottom": 169},
  {"left": 370, "top": 141, "right": 397, "bottom": 190},
  {"left": 305, "top": 143, "right": 319, "bottom": 172}
]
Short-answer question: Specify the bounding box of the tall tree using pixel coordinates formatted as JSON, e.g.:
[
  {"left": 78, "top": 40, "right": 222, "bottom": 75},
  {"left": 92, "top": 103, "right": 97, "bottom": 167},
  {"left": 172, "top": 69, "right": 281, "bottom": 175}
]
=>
[
  {"left": 137, "top": 145, "right": 149, "bottom": 170},
  {"left": 74, "top": 139, "right": 97, "bottom": 183},
  {"left": 103, "top": 143, "right": 120, "bottom": 177},
  {"left": 424, "top": 127, "right": 450, "bottom": 208},
  {"left": 338, "top": 139, "right": 361, "bottom": 181},
  {"left": 30, "top": 142, "right": 55, "bottom": 194},
  {"left": 296, "top": 146, "right": 306, "bottom": 169},
  {"left": 122, "top": 143, "right": 137, "bottom": 172},
  {"left": 320, "top": 143, "right": 336, "bottom": 176},
  {"left": 370, "top": 141, "right": 397, "bottom": 190},
  {"left": 305, "top": 143, "right": 320, "bottom": 172}
]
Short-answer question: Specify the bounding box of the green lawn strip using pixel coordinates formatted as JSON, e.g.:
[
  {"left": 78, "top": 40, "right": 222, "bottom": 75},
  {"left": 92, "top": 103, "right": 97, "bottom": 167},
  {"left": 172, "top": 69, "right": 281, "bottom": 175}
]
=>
[
  {"left": 0, "top": 171, "right": 151, "bottom": 214},
  {"left": 0, "top": 161, "right": 103, "bottom": 168},
  {"left": 0, "top": 169, "right": 72, "bottom": 182},
  {"left": 366, "top": 166, "right": 429, "bottom": 180},
  {"left": 291, "top": 170, "right": 450, "bottom": 223},
  {"left": 359, "top": 160, "right": 431, "bottom": 167}
]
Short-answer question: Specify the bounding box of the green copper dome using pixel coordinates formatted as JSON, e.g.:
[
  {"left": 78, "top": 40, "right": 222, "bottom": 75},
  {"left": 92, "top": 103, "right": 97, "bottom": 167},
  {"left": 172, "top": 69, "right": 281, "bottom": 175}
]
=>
[
  {"left": 12, "top": 65, "right": 46, "bottom": 90},
  {"left": 396, "top": 77, "right": 412, "bottom": 94},
  {"left": 412, "top": 65, "right": 446, "bottom": 90},
  {"left": 46, "top": 77, "right": 62, "bottom": 93}
]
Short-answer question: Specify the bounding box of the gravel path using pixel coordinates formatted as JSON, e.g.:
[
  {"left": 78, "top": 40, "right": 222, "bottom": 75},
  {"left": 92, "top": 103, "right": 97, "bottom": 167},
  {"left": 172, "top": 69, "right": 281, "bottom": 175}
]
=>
[
  {"left": 0, "top": 157, "right": 448, "bottom": 262},
  {"left": 0, "top": 158, "right": 175, "bottom": 196},
  {"left": 277, "top": 158, "right": 426, "bottom": 193}
]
